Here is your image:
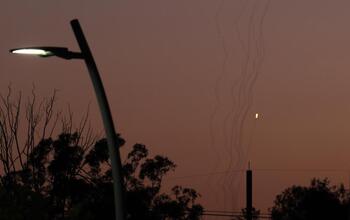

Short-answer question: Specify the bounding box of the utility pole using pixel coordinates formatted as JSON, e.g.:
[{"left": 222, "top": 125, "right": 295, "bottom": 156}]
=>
[{"left": 246, "top": 162, "right": 253, "bottom": 220}]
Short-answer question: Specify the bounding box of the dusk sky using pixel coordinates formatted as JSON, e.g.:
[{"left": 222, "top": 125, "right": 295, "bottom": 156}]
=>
[{"left": 2, "top": 0, "right": 350, "bottom": 215}]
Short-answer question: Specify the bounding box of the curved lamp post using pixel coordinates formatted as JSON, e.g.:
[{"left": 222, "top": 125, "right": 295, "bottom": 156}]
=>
[{"left": 10, "top": 19, "right": 125, "bottom": 220}]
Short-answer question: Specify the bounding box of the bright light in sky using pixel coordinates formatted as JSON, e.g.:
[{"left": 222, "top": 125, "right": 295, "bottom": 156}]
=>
[
  {"left": 11, "top": 49, "right": 52, "bottom": 56},
  {"left": 255, "top": 113, "right": 259, "bottom": 119}
]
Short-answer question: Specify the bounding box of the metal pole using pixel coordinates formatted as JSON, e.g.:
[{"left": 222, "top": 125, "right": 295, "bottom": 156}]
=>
[
  {"left": 70, "top": 19, "right": 125, "bottom": 220},
  {"left": 246, "top": 168, "right": 252, "bottom": 220}
]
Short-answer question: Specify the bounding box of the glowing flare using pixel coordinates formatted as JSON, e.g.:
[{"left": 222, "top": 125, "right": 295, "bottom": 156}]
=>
[
  {"left": 11, "top": 49, "right": 52, "bottom": 56},
  {"left": 255, "top": 113, "right": 259, "bottom": 119}
]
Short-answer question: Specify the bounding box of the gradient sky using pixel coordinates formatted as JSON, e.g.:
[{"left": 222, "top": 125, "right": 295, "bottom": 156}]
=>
[{"left": 2, "top": 0, "right": 350, "bottom": 214}]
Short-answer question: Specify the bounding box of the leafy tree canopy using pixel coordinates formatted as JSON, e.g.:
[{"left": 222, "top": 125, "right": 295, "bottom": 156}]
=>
[
  {"left": 270, "top": 178, "right": 349, "bottom": 220},
  {"left": 0, "top": 132, "right": 203, "bottom": 220}
]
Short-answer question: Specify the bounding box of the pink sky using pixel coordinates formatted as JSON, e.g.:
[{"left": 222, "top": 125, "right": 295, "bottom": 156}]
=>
[{"left": 2, "top": 0, "right": 350, "bottom": 215}]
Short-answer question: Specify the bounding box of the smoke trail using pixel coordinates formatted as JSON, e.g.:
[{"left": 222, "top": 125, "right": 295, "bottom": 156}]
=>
[
  {"left": 225, "top": 0, "right": 271, "bottom": 211},
  {"left": 207, "top": 0, "right": 229, "bottom": 211},
  {"left": 207, "top": 0, "right": 271, "bottom": 214}
]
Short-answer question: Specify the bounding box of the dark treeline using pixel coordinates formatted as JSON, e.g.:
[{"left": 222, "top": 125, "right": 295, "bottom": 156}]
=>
[
  {"left": 0, "top": 88, "right": 202, "bottom": 220},
  {"left": 0, "top": 132, "right": 203, "bottom": 220},
  {"left": 270, "top": 178, "right": 350, "bottom": 220}
]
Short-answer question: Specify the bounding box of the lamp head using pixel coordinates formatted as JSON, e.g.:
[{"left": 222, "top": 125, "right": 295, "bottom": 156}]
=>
[{"left": 10, "top": 47, "right": 83, "bottom": 59}]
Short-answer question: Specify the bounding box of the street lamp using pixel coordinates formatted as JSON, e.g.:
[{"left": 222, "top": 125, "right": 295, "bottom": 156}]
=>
[{"left": 10, "top": 19, "right": 125, "bottom": 220}]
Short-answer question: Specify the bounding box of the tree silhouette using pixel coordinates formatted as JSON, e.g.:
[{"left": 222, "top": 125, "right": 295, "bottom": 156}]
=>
[
  {"left": 270, "top": 178, "right": 349, "bottom": 220},
  {"left": 240, "top": 207, "right": 260, "bottom": 220},
  {"left": 0, "top": 86, "right": 96, "bottom": 184},
  {"left": 0, "top": 87, "right": 202, "bottom": 219},
  {"left": 0, "top": 132, "right": 203, "bottom": 220}
]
